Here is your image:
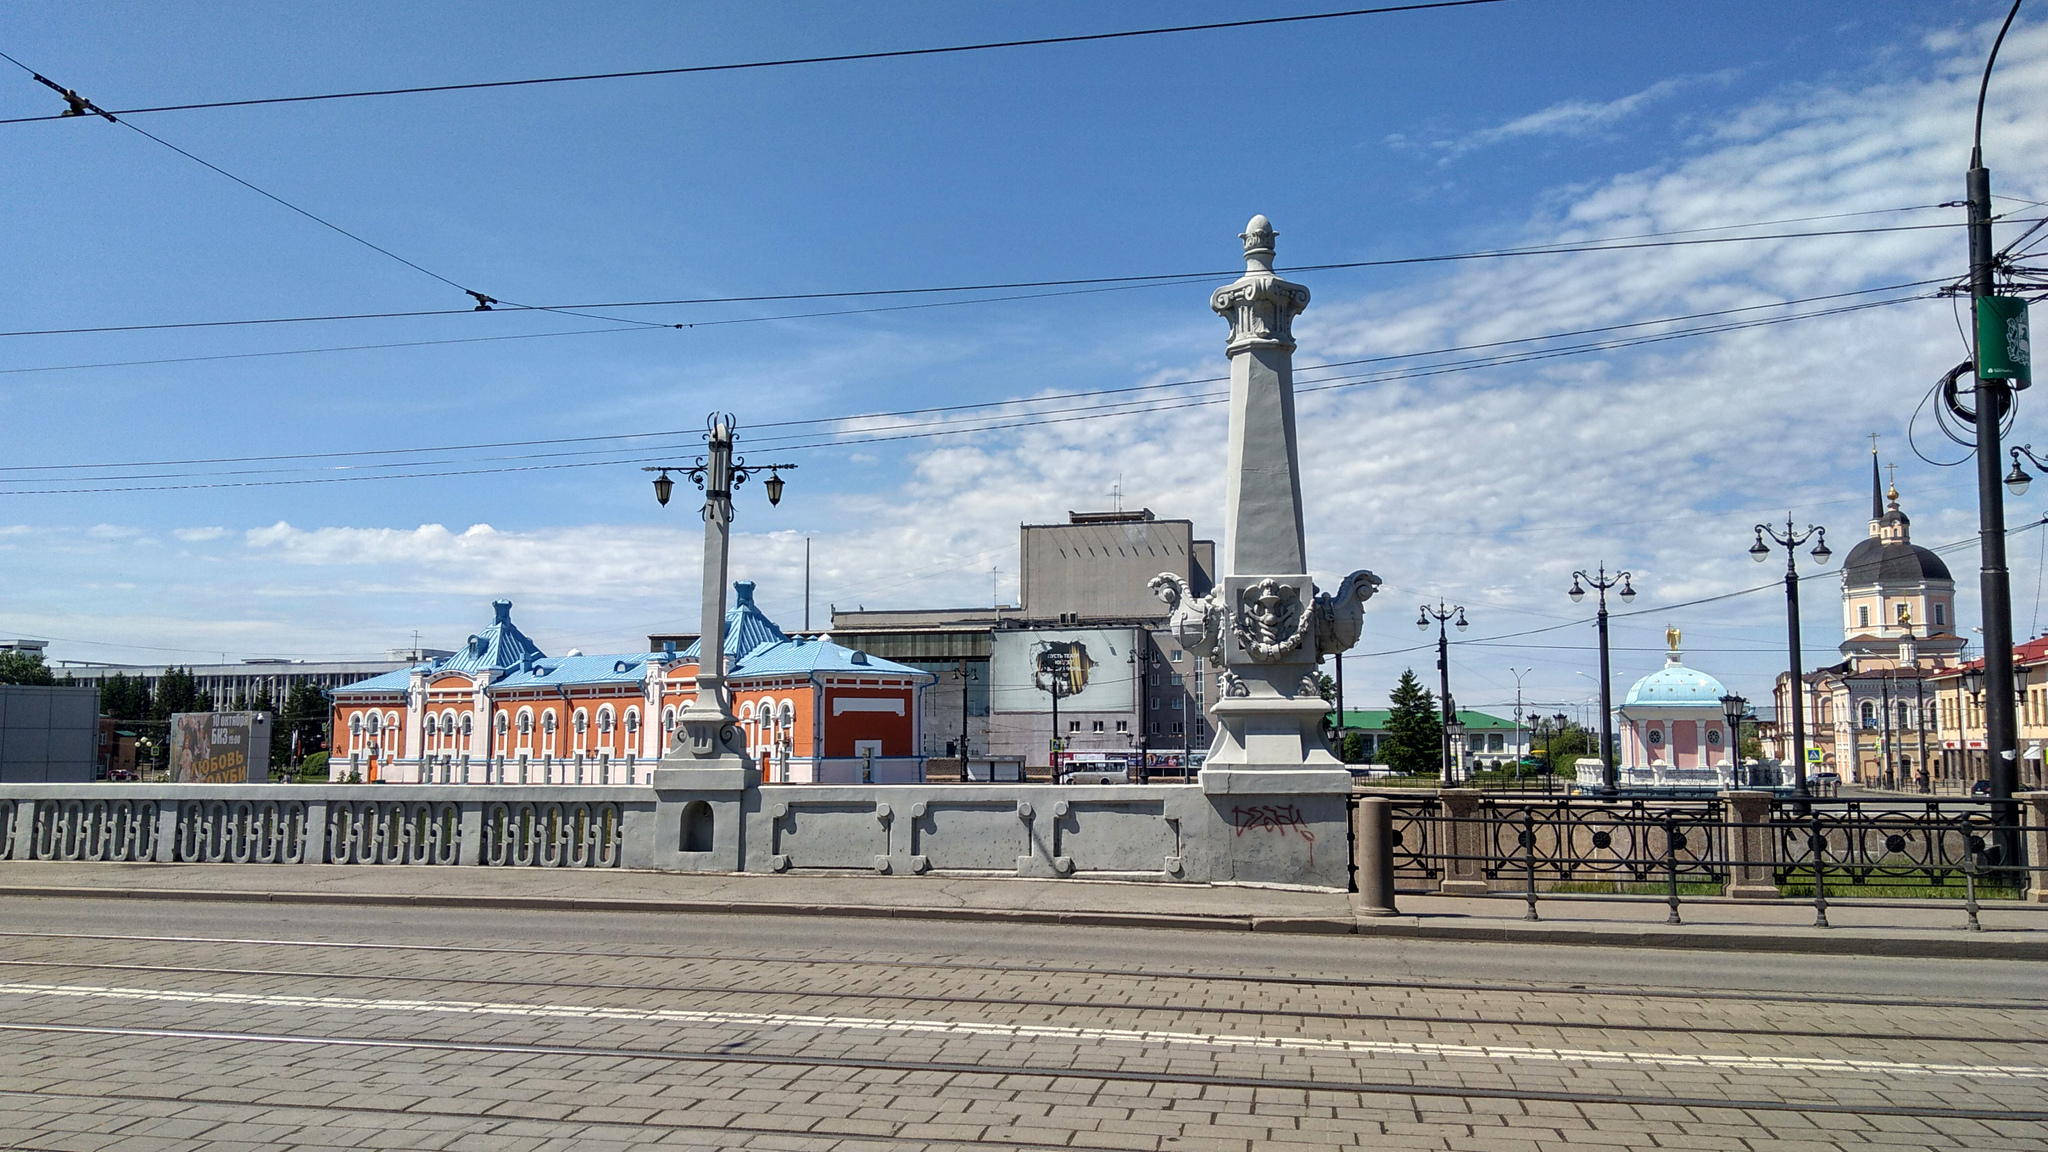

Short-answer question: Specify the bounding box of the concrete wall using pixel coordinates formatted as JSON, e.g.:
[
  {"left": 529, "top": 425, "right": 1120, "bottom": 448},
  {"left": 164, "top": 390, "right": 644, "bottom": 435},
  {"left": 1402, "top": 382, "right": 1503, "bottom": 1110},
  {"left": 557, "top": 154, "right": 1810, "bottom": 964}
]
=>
[
  {"left": 0, "top": 685, "right": 99, "bottom": 783},
  {"left": 1, "top": 770, "right": 1354, "bottom": 890},
  {"left": 1019, "top": 518, "right": 1200, "bottom": 621}
]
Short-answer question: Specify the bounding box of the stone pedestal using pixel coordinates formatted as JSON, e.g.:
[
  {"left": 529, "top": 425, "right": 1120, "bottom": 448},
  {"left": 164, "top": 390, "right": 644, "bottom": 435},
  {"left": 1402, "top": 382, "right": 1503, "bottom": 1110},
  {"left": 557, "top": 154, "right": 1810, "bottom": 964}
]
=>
[
  {"left": 1137, "top": 216, "right": 1381, "bottom": 892},
  {"left": 1721, "top": 790, "right": 1781, "bottom": 900},
  {"left": 1436, "top": 788, "right": 1490, "bottom": 895},
  {"left": 2021, "top": 792, "right": 2048, "bottom": 903},
  {"left": 1198, "top": 767, "right": 1353, "bottom": 889}
]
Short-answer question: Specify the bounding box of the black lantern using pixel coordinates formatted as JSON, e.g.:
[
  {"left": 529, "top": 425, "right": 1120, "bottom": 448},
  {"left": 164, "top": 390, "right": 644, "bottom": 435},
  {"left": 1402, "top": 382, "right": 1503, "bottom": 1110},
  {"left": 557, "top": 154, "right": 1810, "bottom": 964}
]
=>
[
  {"left": 1965, "top": 665, "right": 1986, "bottom": 697},
  {"left": 763, "top": 468, "right": 785, "bottom": 506},
  {"left": 652, "top": 469, "right": 674, "bottom": 507}
]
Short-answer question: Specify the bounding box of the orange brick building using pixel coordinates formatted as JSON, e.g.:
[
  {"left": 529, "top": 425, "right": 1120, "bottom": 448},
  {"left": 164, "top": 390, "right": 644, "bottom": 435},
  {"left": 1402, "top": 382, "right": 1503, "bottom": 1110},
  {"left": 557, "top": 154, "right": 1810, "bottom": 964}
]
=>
[{"left": 330, "top": 582, "right": 932, "bottom": 784}]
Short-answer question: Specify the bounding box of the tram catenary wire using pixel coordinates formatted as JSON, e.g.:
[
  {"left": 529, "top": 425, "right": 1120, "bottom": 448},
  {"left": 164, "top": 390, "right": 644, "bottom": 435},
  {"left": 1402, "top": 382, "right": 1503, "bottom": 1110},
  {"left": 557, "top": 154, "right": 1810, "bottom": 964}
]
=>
[
  {"left": 0, "top": 290, "right": 1939, "bottom": 493},
  {"left": 2, "top": 929, "right": 2043, "bottom": 1013},
  {"left": 2, "top": 1022, "right": 2042, "bottom": 1124},
  {"left": 0, "top": 955, "right": 2040, "bottom": 1046}
]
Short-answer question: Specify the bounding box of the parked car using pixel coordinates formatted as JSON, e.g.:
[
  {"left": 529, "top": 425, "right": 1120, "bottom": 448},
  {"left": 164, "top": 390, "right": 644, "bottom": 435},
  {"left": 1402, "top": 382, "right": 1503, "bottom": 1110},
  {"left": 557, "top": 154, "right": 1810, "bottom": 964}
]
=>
[{"left": 1971, "top": 779, "right": 1993, "bottom": 797}]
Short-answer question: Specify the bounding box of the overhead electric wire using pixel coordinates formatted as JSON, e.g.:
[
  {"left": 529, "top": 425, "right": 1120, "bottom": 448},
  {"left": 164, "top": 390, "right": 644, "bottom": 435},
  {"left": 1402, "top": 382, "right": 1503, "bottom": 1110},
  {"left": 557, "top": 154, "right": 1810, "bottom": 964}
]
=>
[
  {"left": 0, "top": 2, "right": 1508, "bottom": 127},
  {"left": 0, "top": 217, "right": 1989, "bottom": 341},
  {"left": 3, "top": 294, "right": 1938, "bottom": 484},
  {"left": 0, "top": 289, "right": 1935, "bottom": 494},
  {"left": 0, "top": 278, "right": 1945, "bottom": 473}
]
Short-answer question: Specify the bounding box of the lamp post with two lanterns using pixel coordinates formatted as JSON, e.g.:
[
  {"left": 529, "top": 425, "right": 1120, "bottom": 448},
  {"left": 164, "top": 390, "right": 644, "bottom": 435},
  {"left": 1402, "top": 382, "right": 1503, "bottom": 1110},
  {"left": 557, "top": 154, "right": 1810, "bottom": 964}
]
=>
[
  {"left": 1418, "top": 602, "right": 1467, "bottom": 782},
  {"left": 643, "top": 414, "right": 796, "bottom": 766},
  {"left": 1750, "top": 518, "right": 1830, "bottom": 802},
  {"left": 1568, "top": 565, "right": 1634, "bottom": 797}
]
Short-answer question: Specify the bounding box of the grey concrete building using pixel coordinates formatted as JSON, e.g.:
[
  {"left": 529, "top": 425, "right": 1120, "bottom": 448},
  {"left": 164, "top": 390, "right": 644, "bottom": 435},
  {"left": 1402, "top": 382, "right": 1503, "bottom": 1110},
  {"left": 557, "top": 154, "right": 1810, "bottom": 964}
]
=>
[
  {"left": 831, "top": 509, "right": 1216, "bottom": 774},
  {"left": 57, "top": 652, "right": 444, "bottom": 705}
]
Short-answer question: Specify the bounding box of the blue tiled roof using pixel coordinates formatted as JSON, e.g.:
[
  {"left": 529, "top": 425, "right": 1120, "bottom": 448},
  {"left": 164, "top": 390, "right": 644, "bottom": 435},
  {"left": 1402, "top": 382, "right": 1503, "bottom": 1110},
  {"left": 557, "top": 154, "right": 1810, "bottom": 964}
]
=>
[
  {"left": 331, "top": 589, "right": 928, "bottom": 696},
  {"left": 678, "top": 580, "right": 789, "bottom": 659},
  {"left": 732, "top": 636, "right": 934, "bottom": 682},
  {"left": 494, "top": 652, "right": 653, "bottom": 689},
  {"left": 333, "top": 667, "right": 415, "bottom": 695},
  {"left": 442, "top": 599, "right": 546, "bottom": 675}
]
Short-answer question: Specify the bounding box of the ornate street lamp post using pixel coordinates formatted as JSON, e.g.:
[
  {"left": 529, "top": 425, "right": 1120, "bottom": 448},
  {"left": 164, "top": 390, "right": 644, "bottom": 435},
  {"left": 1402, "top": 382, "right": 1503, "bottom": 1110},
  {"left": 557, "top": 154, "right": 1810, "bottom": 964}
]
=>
[
  {"left": 1568, "top": 565, "right": 1635, "bottom": 797},
  {"left": 1719, "top": 691, "right": 1747, "bottom": 788},
  {"left": 644, "top": 414, "right": 796, "bottom": 765},
  {"left": 1418, "top": 602, "right": 1468, "bottom": 781},
  {"left": 1751, "top": 518, "right": 1831, "bottom": 802}
]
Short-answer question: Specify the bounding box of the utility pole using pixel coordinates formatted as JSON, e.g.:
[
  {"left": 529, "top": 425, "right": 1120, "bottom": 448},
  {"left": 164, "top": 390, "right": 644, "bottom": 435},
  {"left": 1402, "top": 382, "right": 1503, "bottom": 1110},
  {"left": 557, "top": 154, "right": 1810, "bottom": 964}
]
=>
[
  {"left": 804, "top": 537, "right": 811, "bottom": 632},
  {"left": 956, "top": 658, "right": 972, "bottom": 782},
  {"left": 1966, "top": 0, "right": 2028, "bottom": 865},
  {"left": 1333, "top": 652, "right": 1346, "bottom": 762}
]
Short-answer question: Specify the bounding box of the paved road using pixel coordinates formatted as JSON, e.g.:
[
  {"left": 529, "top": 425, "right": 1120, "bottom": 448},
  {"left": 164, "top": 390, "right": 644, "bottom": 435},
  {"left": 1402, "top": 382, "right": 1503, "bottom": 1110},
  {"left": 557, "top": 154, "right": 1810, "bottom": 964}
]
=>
[{"left": 0, "top": 895, "right": 2043, "bottom": 1151}]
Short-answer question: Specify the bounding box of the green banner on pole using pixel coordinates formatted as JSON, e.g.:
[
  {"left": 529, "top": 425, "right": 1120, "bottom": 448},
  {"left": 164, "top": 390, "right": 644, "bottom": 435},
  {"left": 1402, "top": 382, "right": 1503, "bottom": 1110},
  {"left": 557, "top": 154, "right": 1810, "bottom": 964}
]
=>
[{"left": 1978, "top": 296, "right": 2032, "bottom": 386}]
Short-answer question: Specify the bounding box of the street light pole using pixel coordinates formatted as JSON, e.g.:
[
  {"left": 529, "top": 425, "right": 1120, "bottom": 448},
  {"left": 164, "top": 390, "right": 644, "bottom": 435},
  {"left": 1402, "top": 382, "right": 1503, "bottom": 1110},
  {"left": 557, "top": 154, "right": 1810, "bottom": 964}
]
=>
[
  {"left": 644, "top": 414, "right": 797, "bottom": 769},
  {"left": 1568, "top": 565, "right": 1636, "bottom": 797},
  {"left": 1751, "top": 517, "right": 1832, "bottom": 802},
  {"left": 1418, "top": 601, "right": 1469, "bottom": 781}
]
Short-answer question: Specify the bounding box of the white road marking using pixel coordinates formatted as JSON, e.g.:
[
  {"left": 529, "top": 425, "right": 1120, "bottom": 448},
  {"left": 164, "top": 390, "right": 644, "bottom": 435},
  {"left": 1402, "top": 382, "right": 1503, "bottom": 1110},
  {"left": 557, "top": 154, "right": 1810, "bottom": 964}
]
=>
[{"left": 0, "top": 981, "right": 2041, "bottom": 1081}]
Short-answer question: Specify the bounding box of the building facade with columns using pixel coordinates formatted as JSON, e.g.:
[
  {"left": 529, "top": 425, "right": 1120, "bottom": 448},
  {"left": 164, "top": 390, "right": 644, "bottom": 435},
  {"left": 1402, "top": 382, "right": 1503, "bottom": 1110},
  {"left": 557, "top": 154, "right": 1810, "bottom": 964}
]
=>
[
  {"left": 1768, "top": 461, "right": 1959, "bottom": 787},
  {"left": 1617, "top": 631, "right": 1736, "bottom": 778},
  {"left": 329, "top": 583, "right": 933, "bottom": 784}
]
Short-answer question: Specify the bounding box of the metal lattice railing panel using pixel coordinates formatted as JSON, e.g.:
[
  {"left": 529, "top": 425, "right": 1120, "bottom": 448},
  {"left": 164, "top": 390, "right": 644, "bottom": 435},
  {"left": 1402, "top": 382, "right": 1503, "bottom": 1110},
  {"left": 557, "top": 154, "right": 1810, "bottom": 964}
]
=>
[
  {"left": 27, "top": 799, "right": 160, "bottom": 862},
  {"left": 481, "top": 802, "right": 622, "bottom": 868}
]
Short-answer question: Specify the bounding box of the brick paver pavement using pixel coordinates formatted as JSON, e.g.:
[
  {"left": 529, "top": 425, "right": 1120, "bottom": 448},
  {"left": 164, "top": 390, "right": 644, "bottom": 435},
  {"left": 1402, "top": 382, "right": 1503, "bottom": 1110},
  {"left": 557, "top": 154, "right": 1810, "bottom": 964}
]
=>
[{"left": 0, "top": 893, "right": 2042, "bottom": 1150}]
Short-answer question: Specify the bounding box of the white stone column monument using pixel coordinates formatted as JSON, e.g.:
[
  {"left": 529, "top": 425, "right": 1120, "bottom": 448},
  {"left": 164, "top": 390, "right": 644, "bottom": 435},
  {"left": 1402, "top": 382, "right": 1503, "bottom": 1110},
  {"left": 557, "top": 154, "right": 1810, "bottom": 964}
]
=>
[{"left": 1151, "top": 216, "right": 1380, "bottom": 888}]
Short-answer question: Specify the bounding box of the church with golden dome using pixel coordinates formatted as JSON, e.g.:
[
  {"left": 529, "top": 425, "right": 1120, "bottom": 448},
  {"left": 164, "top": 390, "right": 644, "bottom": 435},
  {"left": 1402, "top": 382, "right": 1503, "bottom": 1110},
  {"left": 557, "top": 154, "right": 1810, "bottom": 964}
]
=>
[{"left": 1769, "top": 448, "right": 1959, "bottom": 788}]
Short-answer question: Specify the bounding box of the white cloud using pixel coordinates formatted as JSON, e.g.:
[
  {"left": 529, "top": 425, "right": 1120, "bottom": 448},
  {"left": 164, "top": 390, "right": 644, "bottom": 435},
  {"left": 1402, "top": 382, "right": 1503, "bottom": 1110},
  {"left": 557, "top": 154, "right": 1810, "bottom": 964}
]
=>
[
  {"left": 14, "top": 18, "right": 2048, "bottom": 717},
  {"left": 172, "top": 526, "right": 228, "bottom": 542}
]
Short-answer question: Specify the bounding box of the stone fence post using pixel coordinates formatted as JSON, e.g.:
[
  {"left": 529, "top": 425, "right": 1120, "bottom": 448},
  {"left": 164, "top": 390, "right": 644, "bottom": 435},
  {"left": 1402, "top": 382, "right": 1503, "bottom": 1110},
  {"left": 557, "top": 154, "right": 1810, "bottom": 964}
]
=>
[
  {"left": 2021, "top": 792, "right": 2048, "bottom": 904},
  {"left": 1721, "top": 790, "right": 1779, "bottom": 899},
  {"left": 1436, "top": 788, "right": 1489, "bottom": 895},
  {"left": 1353, "top": 796, "right": 1398, "bottom": 915}
]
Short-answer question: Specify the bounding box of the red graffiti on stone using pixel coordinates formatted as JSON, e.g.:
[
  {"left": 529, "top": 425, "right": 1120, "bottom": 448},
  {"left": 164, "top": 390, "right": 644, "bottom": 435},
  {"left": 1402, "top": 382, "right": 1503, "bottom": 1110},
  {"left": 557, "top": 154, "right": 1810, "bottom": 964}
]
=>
[{"left": 1231, "top": 804, "right": 1315, "bottom": 863}]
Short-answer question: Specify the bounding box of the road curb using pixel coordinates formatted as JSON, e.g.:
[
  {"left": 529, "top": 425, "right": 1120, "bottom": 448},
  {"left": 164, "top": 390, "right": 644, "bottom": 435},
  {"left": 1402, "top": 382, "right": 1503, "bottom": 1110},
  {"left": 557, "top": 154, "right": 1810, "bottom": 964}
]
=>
[
  {"left": 1352, "top": 917, "right": 2048, "bottom": 960},
  {"left": 0, "top": 884, "right": 1257, "bottom": 933},
  {"left": 3, "top": 883, "right": 2042, "bottom": 958}
]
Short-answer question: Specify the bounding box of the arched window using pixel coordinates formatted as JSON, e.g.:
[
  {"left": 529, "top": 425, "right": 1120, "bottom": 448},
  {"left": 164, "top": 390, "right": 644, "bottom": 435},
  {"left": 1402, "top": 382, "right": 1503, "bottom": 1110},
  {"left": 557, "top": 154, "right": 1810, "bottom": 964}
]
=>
[
  {"left": 1857, "top": 606, "right": 1870, "bottom": 628},
  {"left": 443, "top": 711, "right": 459, "bottom": 749},
  {"left": 423, "top": 715, "right": 438, "bottom": 747},
  {"left": 597, "top": 706, "right": 614, "bottom": 734},
  {"left": 573, "top": 708, "right": 589, "bottom": 751},
  {"left": 739, "top": 702, "right": 756, "bottom": 753},
  {"left": 779, "top": 700, "right": 795, "bottom": 732},
  {"left": 663, "top": 707, "right": 676, "bottom": 734},
  {"left": 350, "top": 714, "right": 363, "bottom": 736},
  {"left": 366, "top": 712, "right": 381, "bottom": 736},
  {"left": 496, "top": 710, "right": 509, "bottom": 737},
  {"left": 1860, "top": 700, "right": 1877, "bottom": 728},
  {"left": 517, "top": 708, "right": 533, "bottom": 741}
]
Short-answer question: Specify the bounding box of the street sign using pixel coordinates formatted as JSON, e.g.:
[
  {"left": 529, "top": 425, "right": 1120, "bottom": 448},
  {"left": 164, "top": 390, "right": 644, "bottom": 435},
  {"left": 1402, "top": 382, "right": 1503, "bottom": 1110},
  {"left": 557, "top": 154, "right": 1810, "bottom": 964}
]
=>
[
  {"left": 1978, "top": 296, "right": 2032, "bottom": 387},
  {"left": 1805, "top": 747, "right": 1823, "bottom": 763}
]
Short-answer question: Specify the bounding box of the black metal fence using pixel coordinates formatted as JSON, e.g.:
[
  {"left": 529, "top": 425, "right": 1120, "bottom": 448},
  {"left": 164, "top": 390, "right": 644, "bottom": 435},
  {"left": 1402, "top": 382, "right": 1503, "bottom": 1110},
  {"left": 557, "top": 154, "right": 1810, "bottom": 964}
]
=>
[{"left": 1362, "top": 792, "right": 2041, "bottom": 929}]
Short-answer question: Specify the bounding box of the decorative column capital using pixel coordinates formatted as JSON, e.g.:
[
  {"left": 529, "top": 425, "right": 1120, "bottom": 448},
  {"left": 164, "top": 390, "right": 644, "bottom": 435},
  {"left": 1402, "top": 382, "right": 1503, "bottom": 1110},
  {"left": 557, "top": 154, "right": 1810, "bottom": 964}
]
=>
[{"left": 1211, "top": 214, "right": 1309, "bottom": 355}]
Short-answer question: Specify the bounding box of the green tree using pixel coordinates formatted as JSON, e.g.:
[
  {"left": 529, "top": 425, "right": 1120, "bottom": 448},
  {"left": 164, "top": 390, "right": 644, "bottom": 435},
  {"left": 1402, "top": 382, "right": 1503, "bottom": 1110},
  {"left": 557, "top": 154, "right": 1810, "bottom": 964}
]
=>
[
  {"left": 100, "top": 672, "right": 151, "bottom": 721},
  {"left": 1380, "top": 669, "right": 1441, "bottom": 775},
  {"left": 0, "top": 650, "right": 55, "bottom": 685},
  {"left": 281, "top": 680, "right": 330, "bottom": 768},
  {"left": 151, "top": 667, "right": 212, "bottom": 718},
  {"left": 1339, "top": 731, "right": 1367, "bottom": 764}
]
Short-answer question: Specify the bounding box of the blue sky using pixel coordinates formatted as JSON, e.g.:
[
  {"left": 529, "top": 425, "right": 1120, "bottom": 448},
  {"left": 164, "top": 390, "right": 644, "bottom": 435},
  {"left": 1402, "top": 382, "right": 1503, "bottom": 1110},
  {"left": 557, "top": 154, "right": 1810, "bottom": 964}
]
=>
[{"left": 3, "top": 1, "right": 2046, "bottom": 722}]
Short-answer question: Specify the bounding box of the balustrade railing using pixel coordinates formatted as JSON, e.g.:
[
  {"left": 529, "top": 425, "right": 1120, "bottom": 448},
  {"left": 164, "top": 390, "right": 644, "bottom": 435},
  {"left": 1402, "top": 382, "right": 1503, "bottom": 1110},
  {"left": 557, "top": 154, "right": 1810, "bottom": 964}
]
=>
[
  {"left": 1, "top": 787, "right": 640, "bottom": 868},
  {"left": 1367, "top": 790, "right": 2044, "bottom": 927}
]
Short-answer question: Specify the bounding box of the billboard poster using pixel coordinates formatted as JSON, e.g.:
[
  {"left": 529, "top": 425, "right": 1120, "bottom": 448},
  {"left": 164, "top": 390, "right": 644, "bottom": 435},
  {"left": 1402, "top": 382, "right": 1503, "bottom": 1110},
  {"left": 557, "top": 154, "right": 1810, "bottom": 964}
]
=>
[
  {"left": 169, "top": 711, "right": 273, "bottom": 783},
  {"left": 989, "top": 629, "right": 1136, "bottom": 713}
]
